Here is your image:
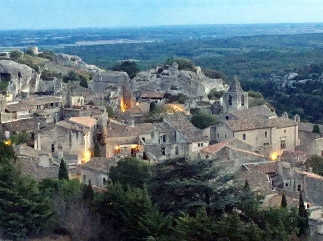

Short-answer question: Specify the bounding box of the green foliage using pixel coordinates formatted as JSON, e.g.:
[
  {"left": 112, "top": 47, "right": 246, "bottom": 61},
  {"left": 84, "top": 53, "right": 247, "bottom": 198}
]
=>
[
  {"left": 191, "top": 111, "right": 219, "bottom": 129},
  {"left": 305, "top": 155, "right": 323, "bottom": 176},
  {"left": 10, "top": 131, "right": 30, "bottom": 145},
  {"left": 63, "top": 71, "right": 80, "bottom": 83},
  {"left": 93, "top": 140, "right": 101, "bottom": 157},
  {"left": 83, "top": 180, "right": 94, "bottom": 203},
  {"left": 172, "top": 208, "right": 216, "bottom": 241},
  {"left": 105, "top": 104, "right": 114, "bottom": 118},
  {"left": 0, "top": 145, "right": 54, "bottom": 240},
  {"left": 166, "top": 57, "right": 195, "bottom": 71},
  {"left": 281, "top": 192, "right": 288, "bottom": 208},
  {"left": 248, "top": 91, "right": 263, "bottom": 99},
  {"left": 312, "top": 124, "right": 320, "bottom": 134},
  {"left": 79, "top": 74, "right": 88, "bottom": 88},
  {"left": 98, "top": 183, "right": 170, "bottom": 241},
  {"left": 9, "top": 50, "right": 23, "bottom": 60},
  {"left": 165, "top": 93, "right": 188, "bottom": 104},
  {"left": 112, "top": 60, "right": 140, "bottom": 79},
  {"left": 298, "top": 191, "right": 310, "bottom": 238},
  {"left": 207, "top": 88, "right": 223, "bottom": 100},
  {"left": 202, "top": 69, "right": 225, "bottom": 80},
  {"left": 40, "top": 69, "right": 61, "bottom": 81},
  {"left": 109, "top": 157, "right": 151, "bottom": 189},
  {"left": 148, "top": 157, "right": 237, "bottom": 217},
  {"left": 38, "top": 51, "right": 55, "bottom": 60},
  {"left": 58, "top": 158, "right": 69, "bottom": 180}
]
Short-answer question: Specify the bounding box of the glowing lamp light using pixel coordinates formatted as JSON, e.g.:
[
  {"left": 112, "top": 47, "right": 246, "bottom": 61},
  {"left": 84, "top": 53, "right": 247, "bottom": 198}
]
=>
[
  {"left": 114, "top": 146, "right": 120, "bottom": 150},
  {"left": 271, "top": 152, "right": 278, "bottom": 161},
  {"left": 131, "top": 144, "right": 138, "bottom": 149},
  {"left": 136, "top": 102, "right": 140, "bottom": 106},
  {"left": 3, "top": 139, "right": 11, "bottom": 146},
  {"left": 83, "top": 150, "right": 91, "bottom": 163}
]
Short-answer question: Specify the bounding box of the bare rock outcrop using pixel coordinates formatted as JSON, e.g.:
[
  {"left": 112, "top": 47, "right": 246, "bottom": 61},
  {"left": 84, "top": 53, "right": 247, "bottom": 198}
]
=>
[
  {"left": 132, "top": 62, "right": 226, "bottom": 99},
  {"left": 0, "top": 60, "right": 39, "bottom": 98}
]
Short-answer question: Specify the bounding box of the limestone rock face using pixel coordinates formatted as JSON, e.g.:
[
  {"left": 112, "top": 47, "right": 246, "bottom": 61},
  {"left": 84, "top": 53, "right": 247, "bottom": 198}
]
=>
[
  {"left": 132, "top": 62, "right": 226, "bottom": 99},
  {"left": 0, "top": 60, "right": 38, "bottom": 98},
  {"left": 53, "top": 53, "right": 103, "bottom": 72}
]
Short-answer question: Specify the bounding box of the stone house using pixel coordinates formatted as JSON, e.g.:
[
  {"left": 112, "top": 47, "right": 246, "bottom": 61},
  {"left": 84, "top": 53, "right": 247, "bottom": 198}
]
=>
[
  {"left": 36, "top": 116, "right": 97, "bottom": 164},
  {"left": 160, "top": 112, "right": 209, "bottom": 160},
  {"left": 214, "top": 114, "right": 299, "bottom": 157},
  {"left": 123, "top": 102, "right": 150, "bottom": 123},
  {"left": 81, "top": 157, "right": 117, "bottom": 188},
  {"left": 297, "top": 122, "right": 323, "bottom": 156},
  {"left": 139, "top": 91, "right": 166, "bottom": 106},
  {"left": 14, "top": 144, "right": 54, "bottom": 167},
  {"left": 21, "top": 96, "right": 63, "bottom": 124},
  {"left": 1, "top": 101, "right": 33, "bottom": 123},
  {"left": 200, "top": 138, "right": 266, "bottom": 173},
  {"left": 105, "top": 120, "right": 153, "bottom": 158}
]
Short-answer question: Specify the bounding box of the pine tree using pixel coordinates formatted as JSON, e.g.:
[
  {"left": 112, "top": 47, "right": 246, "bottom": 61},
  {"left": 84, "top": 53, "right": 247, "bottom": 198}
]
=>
[
  {"left": 298, "top": 191, "right": 309, "bottom": 238},
  {"left": 59, "top": 158, "right": 69, "bottom": 180},
  {"left": 281, "top": 192, "right": 288, "bottom": 208}
]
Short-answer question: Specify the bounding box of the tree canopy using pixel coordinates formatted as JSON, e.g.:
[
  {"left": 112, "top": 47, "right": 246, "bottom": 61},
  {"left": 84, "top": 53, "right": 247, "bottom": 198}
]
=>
[{"left": 112, "top": 60, "right": 140, "bottom": 79}]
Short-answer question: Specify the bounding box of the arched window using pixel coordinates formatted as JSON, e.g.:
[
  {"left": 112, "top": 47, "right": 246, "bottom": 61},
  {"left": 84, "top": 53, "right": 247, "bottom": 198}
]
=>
[{"left": 241, "top": 95, "right": 244, "bottom": 106}]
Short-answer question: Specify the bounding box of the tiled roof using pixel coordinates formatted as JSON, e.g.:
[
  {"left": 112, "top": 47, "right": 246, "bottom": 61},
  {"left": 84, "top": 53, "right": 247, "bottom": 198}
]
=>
[
  {"left": 127, "top": 102, "right": 150, "bottom": 114},
  {"left": 229, "top": 105, "right": 277, "bottom": 120},
  {"left": 226, "top": 117, "right": 297, "bottom": 132},
  {"left": 56, "top": 120, "right": 89, "bottom": 134},
  {"left": 107, "top": 120, "right": 153, "bottom": 138},
  {"left": 18, "top": 156, "right": 59, "bottom": 181},
  {"left": 163, "top": 112, "right": 208, "bottom": 142},
  {"left": 298, "top": 122, "right": 323, "bottom": 132},
  {"left": 200, "top": 138, "right": 236, "bottom": 154},
  {"left": 81, "top": 157, "right": 116, "bottom": 173},
  {"left": 21, "top": 96, "right": 62, "bottom": 106},
  {"left": 2, "top": 118, "right": 46, "bottom": 132},
  {"left": 153, "top": 122, "right": 175, "bottom": 133},
  {"left": 5, "top": 102, "right": 33, "bottom": 112},
  {"left": 243, "top": 161, "right": 278, "bottom": 174},
  {"left": 280, "top": 150, "right": 308, "bottom": 164},
  {"left": 141, "top": 91, "right": 165, "bottom": 99},
  {"left": 14, "top": 144, "right": 50, "bottom": 158},
  {"left": 69, "top": 116, "right": 97, "bottom": 128}
]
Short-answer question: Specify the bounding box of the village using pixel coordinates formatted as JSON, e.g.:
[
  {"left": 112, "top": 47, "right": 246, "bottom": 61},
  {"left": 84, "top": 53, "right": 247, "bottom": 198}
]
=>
[{"left": 1, "top": 49, "right": 323, "bottom": 238}]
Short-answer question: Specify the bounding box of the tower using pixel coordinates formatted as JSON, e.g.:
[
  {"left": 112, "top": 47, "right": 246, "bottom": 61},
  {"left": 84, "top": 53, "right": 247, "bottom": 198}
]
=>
[{"left": 222, "top": 77, "right": 248, "bottom": 113}]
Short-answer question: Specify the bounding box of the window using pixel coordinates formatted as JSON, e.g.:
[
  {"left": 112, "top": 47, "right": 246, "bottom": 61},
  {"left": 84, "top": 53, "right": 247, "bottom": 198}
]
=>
[
  {"left": 321, "top": 150, "right": 323, "bottom": 157},
  {"left": 51, "top": 144, "right": 55, "bottom": 153},
  {"left": 160, "top": 134, "right": 166, "bottom": 143},
  {"left": 198, "top": 143, "right": 204, "bottom": 147},
  {"left": 161, "top": 147, "right": 166, "bottom": 155},
  {"left": 224, "top": 134, "right": 227, "bottom": 139},
  {"left": 280, "top": 139, "right": 286, "bottom": 149},
  {"left": 217, "top": 134, "right": 220, "bottom": 138},
  {"left": 284, "top": 130, "right": 286, "bottom": 134},
  {"left": 228, "top": 95, "right": 232, "bottom": 105},
  {"left": 264, "top": 143, "right": 269, "bottom": 146},
  {"left": 103, "top": 178, "right": 107, "bottom": 185},
  {"left": 243, "top": 134, "right": 246, "bottom": 140},
  {"left": 265, "top": 131, "right": 267, "bottom": 138},
  {"left": 241, "top": 95, "right": 244, "bottom": 106},
  {"left": 175, "top": 146, "right": 179, "bottom": 155},
  {"left": 141, "top": 137, "right": 146, "bottom": 143},
  {"left": 285, "top": 183, "right": 288, "bottom": 187},
  {"left": 298, "top": 184, "right": 301, "bottom": 191}
]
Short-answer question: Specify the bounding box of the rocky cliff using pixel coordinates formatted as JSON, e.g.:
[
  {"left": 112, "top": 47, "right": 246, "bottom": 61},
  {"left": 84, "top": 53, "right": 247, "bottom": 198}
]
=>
[{"left": 132, "top": 62, "right": 226, "bottom": 99}]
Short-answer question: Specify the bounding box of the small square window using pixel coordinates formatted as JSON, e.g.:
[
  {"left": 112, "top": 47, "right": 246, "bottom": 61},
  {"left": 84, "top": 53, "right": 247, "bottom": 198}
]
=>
[{"left": 161, "top": 147, "right": 166, "bottom": 155}]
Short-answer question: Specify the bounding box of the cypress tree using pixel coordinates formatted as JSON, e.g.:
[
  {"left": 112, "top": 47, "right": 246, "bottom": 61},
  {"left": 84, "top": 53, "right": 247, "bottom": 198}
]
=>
[
  {"left": 298, "top": 191, "right": 309, "bottom": 238},
  {"left": 94, "top": 140, "right": 101, "bottom": 157},
  {"left": 281, "top": 192, "right": 287, "bottom": 208},
  {"left": 83, "top": 179, "right": 94, "bottom": 203},
  {"left": 58, "top": 158, "right": 69, "bottom": 180}
]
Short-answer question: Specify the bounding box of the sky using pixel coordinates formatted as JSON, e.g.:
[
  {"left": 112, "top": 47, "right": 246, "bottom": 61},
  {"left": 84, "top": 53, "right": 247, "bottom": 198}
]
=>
[{"left": 0, "top": 0, "right": 322, "bottom": 30}]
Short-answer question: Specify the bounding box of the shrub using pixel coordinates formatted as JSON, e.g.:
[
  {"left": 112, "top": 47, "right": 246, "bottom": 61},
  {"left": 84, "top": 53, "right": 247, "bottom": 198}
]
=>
[
  {"left": 208, "top": 89, "right": 223, "bottom": 100},
  {"left": 191, "top": 111, "right": 219, "bottom": 129},
  {"left": 165, "top": 57, "right": 195, "bottom": 71}
]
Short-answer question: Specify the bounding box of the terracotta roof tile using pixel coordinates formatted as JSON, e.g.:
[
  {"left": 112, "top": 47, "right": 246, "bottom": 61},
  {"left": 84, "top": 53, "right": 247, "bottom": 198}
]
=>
[
  {"left": 81, "top": 157, "right": 116, "bottom": 173},
  {"left": 107, "top": 121, "right": 153, "bottom": 138},
  {"left": 69, "top": 116, "right": 97, "bottom": 128},
  {"left": 226, "top": 117, "right": 297, "bottom": 132},
  {"left": 163, "top": 112, "right": 208, "bottom": 142}
]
